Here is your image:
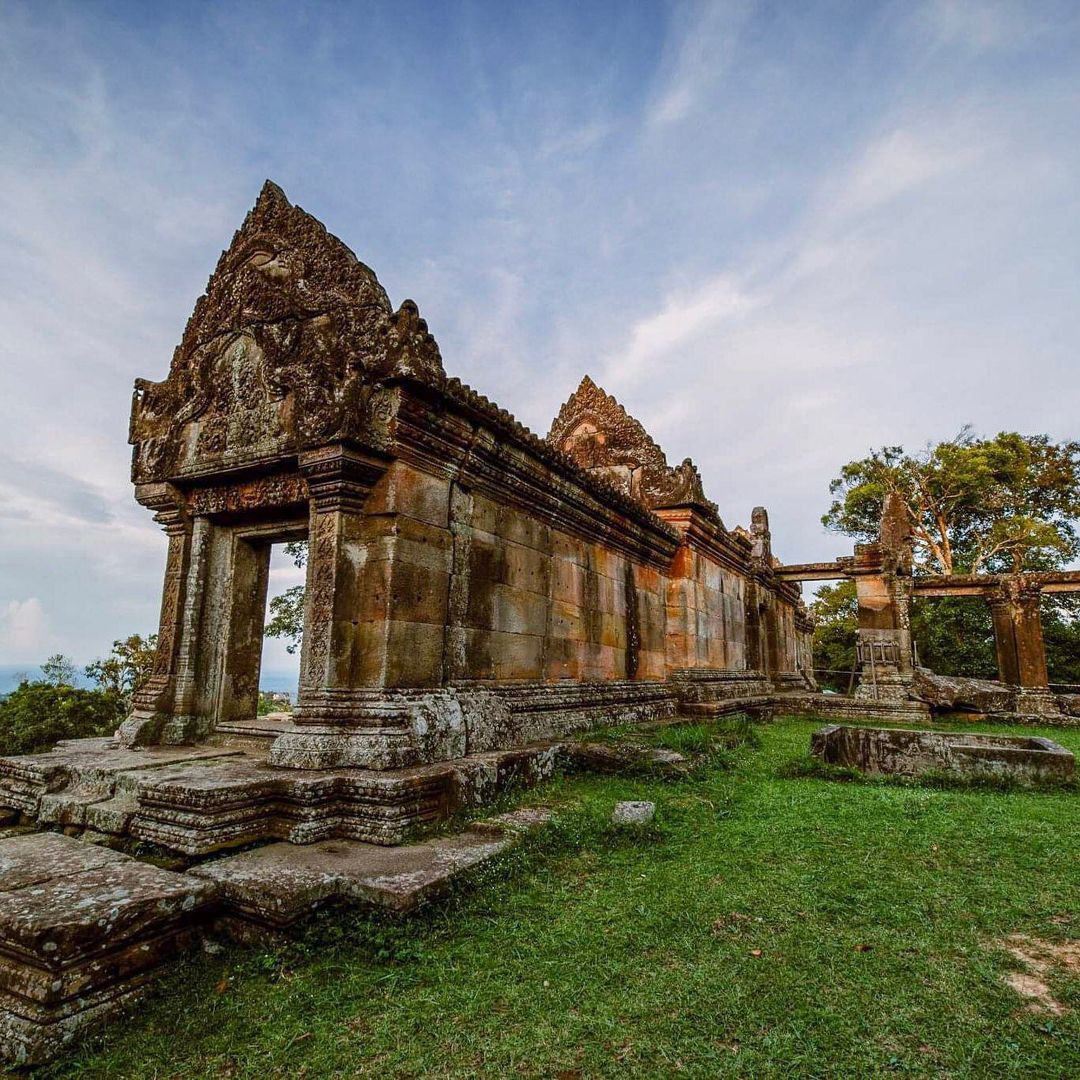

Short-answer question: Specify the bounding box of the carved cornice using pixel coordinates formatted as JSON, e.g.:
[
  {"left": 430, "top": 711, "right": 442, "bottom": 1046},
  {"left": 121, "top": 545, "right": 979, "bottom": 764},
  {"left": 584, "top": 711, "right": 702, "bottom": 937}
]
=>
[{"left": 389, "top": 380, "right": 681, "bottom": 568}]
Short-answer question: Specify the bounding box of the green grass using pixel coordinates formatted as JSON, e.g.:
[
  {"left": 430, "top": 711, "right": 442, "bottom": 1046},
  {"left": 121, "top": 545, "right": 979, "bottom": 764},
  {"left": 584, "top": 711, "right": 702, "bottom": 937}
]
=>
[{"left": 36, "top": 716, "right": 1080, "bottom": 1079}]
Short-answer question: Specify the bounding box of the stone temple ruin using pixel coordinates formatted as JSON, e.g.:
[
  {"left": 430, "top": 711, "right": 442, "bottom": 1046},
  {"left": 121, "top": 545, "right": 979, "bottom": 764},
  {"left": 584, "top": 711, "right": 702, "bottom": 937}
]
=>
[{"left": 0, "top": 182, "right": 1076, "bottom": 1064}]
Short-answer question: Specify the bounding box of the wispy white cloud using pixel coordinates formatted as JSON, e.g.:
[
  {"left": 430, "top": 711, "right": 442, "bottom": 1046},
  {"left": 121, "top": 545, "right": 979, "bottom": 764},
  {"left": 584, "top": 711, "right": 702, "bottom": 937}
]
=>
[{"left": 0, "top": 599, "right": 48, "bottom": 662}]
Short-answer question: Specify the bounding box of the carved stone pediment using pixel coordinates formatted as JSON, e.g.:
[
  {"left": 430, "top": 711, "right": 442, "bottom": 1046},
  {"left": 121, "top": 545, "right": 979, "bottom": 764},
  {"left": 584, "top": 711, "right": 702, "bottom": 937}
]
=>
[
  {"left": 130, "top": 181, "right": 445, "bottom": 483},
  {"left": 546, "top": 376, "right": 719, "bottom": 517}
]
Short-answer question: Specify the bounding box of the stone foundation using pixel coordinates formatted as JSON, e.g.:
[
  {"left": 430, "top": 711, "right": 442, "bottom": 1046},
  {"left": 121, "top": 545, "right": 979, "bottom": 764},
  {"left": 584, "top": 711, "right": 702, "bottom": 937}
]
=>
[{"left": 0, "top": 834, "right": 215, "bottom": 1066}]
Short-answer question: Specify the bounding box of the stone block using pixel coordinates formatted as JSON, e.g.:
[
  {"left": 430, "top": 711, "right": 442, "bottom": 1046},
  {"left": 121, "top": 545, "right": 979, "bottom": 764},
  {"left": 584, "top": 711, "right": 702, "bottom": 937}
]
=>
[
  {"left": 190, "top": 807, "right": 553, "bottom": 926},
  {"left": 365, "top": 462, "right": 451, "bottom": 528},
  {"left": 810, "top": 725, "right": 1075, "bottom": 784},
  {"left": 0, "top": 833, "right": 215, "bottom": 1067},
  {"left": 611, "top": 800, "right": 656, "bottom": 825},
  {"left": 383, "top": 620, "right": 447, "bottom": 687},
  {"left": 462, "top": 628, "right": 545, "bottom": 682},
  {"left": 912, "top": 668, "right": 1016, "bottom": 714}
]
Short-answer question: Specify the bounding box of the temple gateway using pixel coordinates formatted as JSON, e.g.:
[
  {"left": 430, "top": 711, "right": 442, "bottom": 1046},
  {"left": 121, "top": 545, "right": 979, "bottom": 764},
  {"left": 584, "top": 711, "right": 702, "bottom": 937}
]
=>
[{"left": 120, "top": 181, "right": 816, "bottom": 770}]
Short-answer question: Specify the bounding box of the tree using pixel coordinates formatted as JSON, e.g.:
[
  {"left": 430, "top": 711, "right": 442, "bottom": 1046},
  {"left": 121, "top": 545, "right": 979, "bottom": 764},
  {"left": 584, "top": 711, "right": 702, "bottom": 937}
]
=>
[
  {"left": 818, "top": 429, "right": 1080, "bottom": 685},
  {"left": 808, "top": 580, "right": 858, "bottom": 692},
  {"left": 0, "top": 681, "right": 125, "bottom": 755},
  {"left": 264, "top": 541, "right": 307, "bottom": 655},
  {"left": 822, "top": 430, "right": 1080, "bottom": 575},
  {"left": 41, "top": 654, "right": 78, "bottom": 687},
  {"left": 85, "top": 634, "right": 158, "bottom": 700}
]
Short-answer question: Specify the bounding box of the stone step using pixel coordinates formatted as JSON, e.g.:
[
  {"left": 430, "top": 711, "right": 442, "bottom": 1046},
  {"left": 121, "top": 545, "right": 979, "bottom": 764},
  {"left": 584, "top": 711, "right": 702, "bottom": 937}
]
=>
[
  {"left": 0, "top": 736, "right": 562, "bottom": 855},
  {"left": 0, "top": 832, "right": 215, "bottom": 1067},
  {"left": 189, "top": 806, "right": 552, "bottom": 929}
]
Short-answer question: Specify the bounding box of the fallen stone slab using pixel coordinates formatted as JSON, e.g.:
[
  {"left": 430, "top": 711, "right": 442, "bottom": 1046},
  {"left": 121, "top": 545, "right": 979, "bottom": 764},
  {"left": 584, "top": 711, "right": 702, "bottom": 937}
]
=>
[
  {"left": 190, "top": 806, "right": 552, "bottom": 929},
  {"left": 911, "top": 667, "right": 1016, "bottom": 714},
  {"left": 0, "top": 832, "right": 216, "bottom": 1067},
  {"left": 810, "top": 725, "right": 1075, "bottom": 785}
]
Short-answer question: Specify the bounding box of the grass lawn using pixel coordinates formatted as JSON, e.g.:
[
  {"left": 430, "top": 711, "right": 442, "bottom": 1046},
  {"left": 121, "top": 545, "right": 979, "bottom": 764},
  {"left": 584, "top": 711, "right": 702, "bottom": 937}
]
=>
[{"left": 36, "top": 716, "right": 1080, "bottom": 1079}]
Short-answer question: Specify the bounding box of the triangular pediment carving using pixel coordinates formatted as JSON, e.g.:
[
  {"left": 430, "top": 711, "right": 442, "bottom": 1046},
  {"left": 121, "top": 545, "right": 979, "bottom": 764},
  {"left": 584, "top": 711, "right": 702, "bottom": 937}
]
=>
[
  {"left": 130, "top": 181, "right": 445, "bottom": 483},
  {"left": 546, "top": 376, "right": 719, "bottom": 518}
]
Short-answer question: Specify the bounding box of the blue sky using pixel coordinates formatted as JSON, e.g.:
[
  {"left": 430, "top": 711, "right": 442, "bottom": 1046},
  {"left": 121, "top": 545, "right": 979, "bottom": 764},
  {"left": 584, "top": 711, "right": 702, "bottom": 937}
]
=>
[{"left": 1, "top": 0, "right": 1078, "bottom": 682}]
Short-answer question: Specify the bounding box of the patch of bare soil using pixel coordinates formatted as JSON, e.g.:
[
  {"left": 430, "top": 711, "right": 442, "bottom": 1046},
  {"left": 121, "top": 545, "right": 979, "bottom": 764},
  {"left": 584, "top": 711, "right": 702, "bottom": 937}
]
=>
[{"left": 999, "top": 933, "right": 1080, "bottom": 1014}]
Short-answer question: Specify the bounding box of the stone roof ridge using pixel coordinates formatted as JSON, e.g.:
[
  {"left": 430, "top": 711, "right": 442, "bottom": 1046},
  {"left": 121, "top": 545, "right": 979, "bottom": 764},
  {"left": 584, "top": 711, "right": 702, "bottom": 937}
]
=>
[
  {"left": 441, "top": 376, "right": 680, "bottom": 541},
  {"left": 546, "top": 375, "right": 666, "bottom": 460}
]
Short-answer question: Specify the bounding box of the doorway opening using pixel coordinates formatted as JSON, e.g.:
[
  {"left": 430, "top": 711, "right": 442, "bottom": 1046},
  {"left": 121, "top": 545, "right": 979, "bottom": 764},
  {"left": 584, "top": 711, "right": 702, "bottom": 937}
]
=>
[{"left": 258, "top": 540, "right": 307, "bottom": 718}]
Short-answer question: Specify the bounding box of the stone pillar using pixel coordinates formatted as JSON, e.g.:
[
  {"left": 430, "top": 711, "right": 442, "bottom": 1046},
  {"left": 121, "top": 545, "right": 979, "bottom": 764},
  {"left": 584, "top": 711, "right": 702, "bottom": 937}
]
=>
[
  {"left": 988, "top": 577, "right": 1057, "bottom": 715},
  {"left": 120, "top": 503, "right": 276, "bottom": 746},
  {"left": 269, "top": 447, "right": 463, "bottom": 770},
  {"left": 291, "top": 446, "right": 390, "bottom": 724},
  {"left": 851, "top": 493, "right": 915, "bottom": 704},
  {"left": 117, "top": 484, "right": 193, "bottom": 746}
]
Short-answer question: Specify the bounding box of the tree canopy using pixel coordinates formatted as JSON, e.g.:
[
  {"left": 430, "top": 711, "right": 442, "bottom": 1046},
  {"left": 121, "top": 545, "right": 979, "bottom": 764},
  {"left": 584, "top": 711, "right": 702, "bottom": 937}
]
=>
[
  {"left": 85, "top": 634, "right": 157, "bottom": 699},
  {"left": 814, "top": 429, "right": 1080, "bottom": 686},
  {"left": 822, "top": 429, "right": 1080, "bottom": 575}
]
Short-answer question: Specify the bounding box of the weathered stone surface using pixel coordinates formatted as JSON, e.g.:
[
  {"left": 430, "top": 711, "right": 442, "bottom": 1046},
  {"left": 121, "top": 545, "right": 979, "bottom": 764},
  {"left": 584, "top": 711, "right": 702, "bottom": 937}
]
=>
[
  {"left": 564, "top": 742, "right": 686, "bottom": 775},
  {"left": 810, "top": 725, "right": 1075, "bottom": 785},
  {"left": 912, "top": 667, "right": 1017, "bottom": 714},
  {"left": 611, "top": 800, "right": 656, "bottom": 825},
  {"left": 1057, "top": 694, "right": 1080, "bottom": 717},
  {"left": 0, "top": 833, "right": 215, "bottom": 1066},
  {"left": 190, "top": 807, "right": 551, "bottom": 925},
  {"left": 0, "top": 723, "right": 564, "bottom": 853}
]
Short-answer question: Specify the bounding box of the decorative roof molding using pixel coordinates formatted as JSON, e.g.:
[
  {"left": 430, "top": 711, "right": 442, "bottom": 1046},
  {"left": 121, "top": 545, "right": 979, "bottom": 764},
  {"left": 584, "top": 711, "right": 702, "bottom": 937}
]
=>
[
  {"left": 129, "top": 181, "right": 444, "bottom": 483},
  {"left": 546, "top": 376, "right": 720, "bottom": 520}
]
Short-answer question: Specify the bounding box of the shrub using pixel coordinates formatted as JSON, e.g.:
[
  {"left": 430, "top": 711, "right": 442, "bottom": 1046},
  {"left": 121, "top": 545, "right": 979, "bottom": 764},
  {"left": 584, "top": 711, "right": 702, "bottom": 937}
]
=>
[{"left": 0, "top": 681, "right": 126, "bottom": 756}]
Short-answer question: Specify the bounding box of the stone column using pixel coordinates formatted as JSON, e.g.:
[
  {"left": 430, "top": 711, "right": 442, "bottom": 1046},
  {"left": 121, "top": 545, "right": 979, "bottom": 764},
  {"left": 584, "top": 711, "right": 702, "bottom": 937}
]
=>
[
  {"left": 117, "top": 484, "right": 193, "bottom": 746},
  {"left": 988, "top": 577, "right": 1057, "bottom": 715},
  {"left": 292, "top": 446, "right": 389, "bottom": 724},
  {"left": 851, "top": 492, "right": 917, "bottom": 706},
  {"left": 269, "top": 447, "right": 463, "bottom": 770}
]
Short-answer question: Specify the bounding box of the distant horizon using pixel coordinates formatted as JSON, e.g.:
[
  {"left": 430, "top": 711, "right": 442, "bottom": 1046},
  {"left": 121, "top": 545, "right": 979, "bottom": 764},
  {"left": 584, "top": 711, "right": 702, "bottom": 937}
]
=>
[{"left": 0, "top": 664, "right": 300, "bottom": 698}]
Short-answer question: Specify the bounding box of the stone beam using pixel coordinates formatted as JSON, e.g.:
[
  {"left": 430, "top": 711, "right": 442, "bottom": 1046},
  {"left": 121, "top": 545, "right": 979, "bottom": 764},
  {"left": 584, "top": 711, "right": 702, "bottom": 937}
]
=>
[
  {"left": 914, "top": 569, "right": 1080, "bottom": 597},
  {"left": 773, "top": 561, "right": 848, "bottom": 582}
]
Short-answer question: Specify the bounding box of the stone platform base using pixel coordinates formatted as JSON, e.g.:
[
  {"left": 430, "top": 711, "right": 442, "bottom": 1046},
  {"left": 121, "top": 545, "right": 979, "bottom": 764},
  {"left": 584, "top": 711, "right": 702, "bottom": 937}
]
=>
[
  {"left": 268, "top": 680, "right": 681, "bottom": 770},
  {"left": 782, "top": 692, "right": 933, "bottom": 725},
  {"left": 0, "top": 833, "right": 214, "bottom": 1066},
  {"left": 192, "top": 806, "right": 552, "bottom": 930},
  {"left": 0, "top": 675, "right": 802, "bottom": 854},
  {"left": 0, "top": 808, "right": 551, "bottom": 1065},
  {"left": 0, "top": 726, "right": 562, "bottom": 854}
]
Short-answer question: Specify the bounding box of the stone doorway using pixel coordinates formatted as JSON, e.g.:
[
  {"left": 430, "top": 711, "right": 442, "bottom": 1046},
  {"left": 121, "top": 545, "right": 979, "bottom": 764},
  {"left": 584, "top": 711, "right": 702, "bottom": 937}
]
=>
[{"left": 207, "top": 522, "right": 308, "bottom": 729}]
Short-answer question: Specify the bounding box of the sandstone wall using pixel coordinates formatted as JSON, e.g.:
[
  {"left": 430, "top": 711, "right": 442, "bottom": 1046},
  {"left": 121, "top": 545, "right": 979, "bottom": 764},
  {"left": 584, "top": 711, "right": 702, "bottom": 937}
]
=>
[{"left": 342, "top": 458, "right": 803, "bottom": 693}]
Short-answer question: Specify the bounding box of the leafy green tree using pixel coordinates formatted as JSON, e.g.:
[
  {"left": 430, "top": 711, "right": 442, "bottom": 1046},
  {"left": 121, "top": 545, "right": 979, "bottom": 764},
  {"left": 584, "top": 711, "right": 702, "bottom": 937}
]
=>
[
  {"left": 85, "top": 634, "right": 158, "bottom": 700},
  {"left": 808, "top": 580, "right": 858, "bottom": 691},
  {"left": 1042, "top": 595, "right": 1080, "bottom": 688},
  {"left": 264, "top": 541, "right": 307, "bottom": 655},
  {"left": 0, "top": 682, "right": 124, "bottom": 755},
  {"left": 822, "top": 430, "right": 1080, "bottom": 575},
  {"left": 40, "top": 654, "right": 78, "bottom": 687},
  {"left": 909, "top": 597, "right": 997, "bottom": 680}
]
